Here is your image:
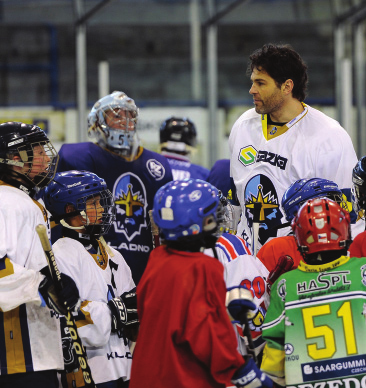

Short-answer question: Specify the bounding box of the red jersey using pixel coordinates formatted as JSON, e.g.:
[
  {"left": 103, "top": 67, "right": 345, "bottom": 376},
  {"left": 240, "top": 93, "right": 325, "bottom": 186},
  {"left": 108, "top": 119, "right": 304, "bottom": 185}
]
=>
[
  {"left": 130, "top": 246, "right": 244, "bottom": 388},
  {"left": 256, "top": 235, "right": 303, "bottom": 273},
  {"left": 349, "top": 231, "right": 366, "bottom": 258}
]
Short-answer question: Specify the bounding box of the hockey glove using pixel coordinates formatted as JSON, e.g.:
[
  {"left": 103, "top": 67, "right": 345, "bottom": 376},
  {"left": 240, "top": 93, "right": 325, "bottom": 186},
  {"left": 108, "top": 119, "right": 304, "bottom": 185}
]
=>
[
  {"left": 108, "top": 287, "right": 139, "bottom": 332},
  {"left": 267, "top": 255, "right": 294, "bottom": 292},
  {"left": 39, "top": 273, "right": 80, "bottom": 315},
  {"left": 232, "top": 358, "right": 273, "bottom": 388},
  {"left": 226, "top": 286, "right": 256, "bottom": 323}
]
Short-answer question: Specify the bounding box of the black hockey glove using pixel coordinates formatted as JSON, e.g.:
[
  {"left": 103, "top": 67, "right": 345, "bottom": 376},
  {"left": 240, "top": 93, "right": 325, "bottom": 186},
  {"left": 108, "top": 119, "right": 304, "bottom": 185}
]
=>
[
  {"left": 39, "top": 273, "right": 80, "bottom": 315},
  {"left": 108, "top": 287, "right": 139, "bottom": 332}
]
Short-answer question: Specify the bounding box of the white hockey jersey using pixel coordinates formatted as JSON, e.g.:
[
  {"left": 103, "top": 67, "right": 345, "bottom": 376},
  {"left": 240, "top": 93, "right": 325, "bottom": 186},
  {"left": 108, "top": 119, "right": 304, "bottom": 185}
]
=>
[
  {"left": 224, "top": 254, "right": 270, "bottom": 356},
  {"left": 229, "top": 104, "right": 360, "bottom": 252},
  {"left": 53, "top": 236, "right": 135, "bottom": 385},
  {"left": 0, "top": 183, "right": 63, "bottom": 375}
]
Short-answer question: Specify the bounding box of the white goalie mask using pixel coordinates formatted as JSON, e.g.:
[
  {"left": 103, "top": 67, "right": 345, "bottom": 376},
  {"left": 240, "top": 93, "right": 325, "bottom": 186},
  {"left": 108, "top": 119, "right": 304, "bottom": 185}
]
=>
[{"left": 88, "top": 91, "right": 139, "bottom": 158}]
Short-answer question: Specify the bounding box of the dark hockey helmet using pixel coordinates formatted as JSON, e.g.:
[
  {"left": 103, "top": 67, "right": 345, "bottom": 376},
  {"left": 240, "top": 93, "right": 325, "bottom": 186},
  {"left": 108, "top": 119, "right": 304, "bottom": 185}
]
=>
[
  {"left": 44, "top": 170, "right": 115, "bottom": 236},
  {"left": 0, "top": 121, "right": 58, "bottom": 190},
  {"left": 152, "top": 179, "right": 225, "bottom": 245},
  {"left": 282, "top": 178, "right": 347, "bottom": 223},
  {"left": 352, "top": 156, "right": 366, "bottom": 217},
  {"left": 88, "top": 91, "right": 139, "bottom": 158},
  {"left": 291, "top": 198, "right": 351, "bottom": 263},
  {"left": 160, "top": 117, "right": 197, "bottom": 153}
]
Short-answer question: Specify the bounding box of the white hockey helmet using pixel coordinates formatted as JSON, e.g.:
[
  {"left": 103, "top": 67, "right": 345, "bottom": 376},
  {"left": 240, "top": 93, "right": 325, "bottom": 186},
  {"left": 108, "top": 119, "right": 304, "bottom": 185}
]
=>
[{"left": 88, "top": 91, "right": 139, "bottom": 157}]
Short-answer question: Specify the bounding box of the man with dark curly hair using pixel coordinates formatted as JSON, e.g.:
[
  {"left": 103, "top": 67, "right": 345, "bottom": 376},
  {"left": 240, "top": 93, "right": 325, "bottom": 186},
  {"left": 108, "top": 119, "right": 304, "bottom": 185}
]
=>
[{"left": 229, "top": 43, "right": 361, "bottom": 256}]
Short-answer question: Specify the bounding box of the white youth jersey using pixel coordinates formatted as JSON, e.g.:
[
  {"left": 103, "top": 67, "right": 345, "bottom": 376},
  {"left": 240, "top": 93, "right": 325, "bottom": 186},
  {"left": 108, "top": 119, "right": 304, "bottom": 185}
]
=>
[
  {"left": 224, "top": 254, "right": 270, "bottom": 355},
  {"left": 0, "top": 184, "right": 63, "bottom": 375},
  {"left": 53, "top": 237, "right": 135, "bottom": 384},
  {"left": 229, "top": 104, "right": 359, "bottom": 252}
]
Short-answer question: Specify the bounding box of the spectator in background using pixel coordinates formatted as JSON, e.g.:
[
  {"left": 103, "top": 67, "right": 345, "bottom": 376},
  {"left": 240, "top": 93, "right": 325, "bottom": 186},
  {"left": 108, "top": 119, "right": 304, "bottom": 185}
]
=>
[
  {"left": 159, "top": 116, "right": 209, "bottom": 181},
  {"left": 56, "top": 91, "right": 173, "bottom": 284}
]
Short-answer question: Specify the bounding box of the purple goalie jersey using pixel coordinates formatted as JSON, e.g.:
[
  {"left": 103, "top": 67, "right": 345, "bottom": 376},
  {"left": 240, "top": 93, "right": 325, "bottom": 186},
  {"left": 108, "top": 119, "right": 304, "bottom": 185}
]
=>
[{"left": 56, "top": 142, "right": 173, "bottom": 284}]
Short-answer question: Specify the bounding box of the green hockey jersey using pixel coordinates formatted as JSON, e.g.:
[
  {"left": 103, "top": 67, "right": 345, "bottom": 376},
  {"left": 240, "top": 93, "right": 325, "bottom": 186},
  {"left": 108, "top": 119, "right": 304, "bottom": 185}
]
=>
[{"left": 261, "top": 255, "right": 366, "bottom": 387}]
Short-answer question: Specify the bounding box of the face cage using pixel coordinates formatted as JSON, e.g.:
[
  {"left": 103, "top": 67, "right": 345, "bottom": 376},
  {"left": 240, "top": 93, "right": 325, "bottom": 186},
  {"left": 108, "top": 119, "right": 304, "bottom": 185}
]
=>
[
  {"left": 75, "top": 189, "right": 116, "bottom": 236},
  {"left": 99, "top": 106, "right": 139, "bottom": 156},
  {"left": 204, "top": 201, "right": 225, "bottom": 238},
  {"left": 351, "top": 185, "right": 366, "bottom": 220},
  {"left": 17, "top": 140, "right": 58, "bottom": 189}
]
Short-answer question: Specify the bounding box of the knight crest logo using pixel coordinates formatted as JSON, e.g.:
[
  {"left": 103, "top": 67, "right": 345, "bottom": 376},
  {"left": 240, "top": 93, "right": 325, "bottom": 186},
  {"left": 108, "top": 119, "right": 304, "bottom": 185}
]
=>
[
  {"left": 113, "top": 173, "right": 147, "bottom": 241},
  {"left": 244, "top": 175, "right": 283, "bottom": 246}
]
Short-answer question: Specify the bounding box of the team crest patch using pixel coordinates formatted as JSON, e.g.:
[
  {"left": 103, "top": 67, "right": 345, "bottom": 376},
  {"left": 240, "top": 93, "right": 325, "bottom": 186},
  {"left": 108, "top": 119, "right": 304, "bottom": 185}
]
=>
[
  {"left": 361, "top": 264, "right": 366, "bottom": 286},
  {"left": 269, "top": 127, "right": 277, "bottom": 135},
  {"left": 146, "top": 159, "right": 165, "bottom": 180},
  {"left": 238, "top": 145, "right": 257, "bottom": 167},
  {"left": 113, "top": 173, "right": 147, "bottom": 241}
]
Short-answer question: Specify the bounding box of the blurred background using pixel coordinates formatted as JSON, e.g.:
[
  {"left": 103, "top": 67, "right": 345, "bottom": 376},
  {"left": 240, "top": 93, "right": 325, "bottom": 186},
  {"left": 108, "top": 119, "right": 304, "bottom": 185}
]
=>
[{"left": 0, "top": 0, "right": 365, "bottom": 167}]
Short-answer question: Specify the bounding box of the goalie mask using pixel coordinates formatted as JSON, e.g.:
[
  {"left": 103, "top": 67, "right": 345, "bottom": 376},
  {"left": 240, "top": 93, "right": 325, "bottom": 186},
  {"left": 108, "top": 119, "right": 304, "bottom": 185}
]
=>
[
  {"left": 88, "top": 91, "right": 139, "bottom": 158},
  {"left": 160, "top": 117, "right": 197, "bottom": 154},
  {"left": 291, "top": 198, "right": 351, "bottom": 264},
  {"left": 0, "top": 121, "right": 58, "bottom": 191},
  {"left": 352, "top": 156, "right": 366, "bottom": 219},
  {"left": 152, "top": 179, "right": 225, "bottom": 247},
  {"left": 282, "top": 177, "right": 347, "bottom": 223},
  {"left": 44, "top": 170, "right": 115, "bottom": 236}
]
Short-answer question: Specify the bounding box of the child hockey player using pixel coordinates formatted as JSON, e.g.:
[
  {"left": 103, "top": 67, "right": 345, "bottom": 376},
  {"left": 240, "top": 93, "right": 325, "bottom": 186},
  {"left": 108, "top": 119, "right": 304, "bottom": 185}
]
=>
[
  {"left": 129, "top": 178, "right": 272, "bottom": 388},
  {"left": 44, "top": 170, "right": 138, "bottom": 388},
  {"left": 260, "top": 198, "right": 366, "bottom": 387}
]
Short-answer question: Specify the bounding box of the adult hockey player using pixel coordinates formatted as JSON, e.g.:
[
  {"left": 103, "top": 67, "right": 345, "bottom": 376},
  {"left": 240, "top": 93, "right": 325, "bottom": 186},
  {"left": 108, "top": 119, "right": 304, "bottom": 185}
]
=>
[
  {"left": 0, "top": 122, "right": 79, "bottom": 388},
  {"left": 229, "top": 43, "right": 360, "bottom": 255},
  {"left": 159, "top": 116, "right": 209, "bottom": 181},
  {"left": 129, "top": 179, "right": 272, "bottom": 388},
  {"left": 257, "top": 177, "right": 347, "bottom": 274},
  {"left": 44, "top": 170, "right": 138, "bottom": 388},
  {"left": 349, "top": 156, "right": 366, "bottom": 257},
  {"left": 260, "top": 198, "right": 364, "bottom": 387},
  {"left": 57, "top": 91, "right": 173, "bottom": 284}
]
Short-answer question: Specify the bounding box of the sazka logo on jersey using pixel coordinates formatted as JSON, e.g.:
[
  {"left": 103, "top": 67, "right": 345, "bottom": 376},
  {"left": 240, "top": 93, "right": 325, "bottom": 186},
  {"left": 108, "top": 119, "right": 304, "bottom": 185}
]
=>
[{"left": 113, "top": 173, "right": 147, "bottom": 241}]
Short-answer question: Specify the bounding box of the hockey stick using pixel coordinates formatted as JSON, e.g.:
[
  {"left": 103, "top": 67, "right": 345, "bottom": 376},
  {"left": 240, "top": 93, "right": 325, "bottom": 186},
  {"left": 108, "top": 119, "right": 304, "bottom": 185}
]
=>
[
  {"left": 148, "top": 209, "right": 161, "bottom": 248},
  {"left": 35, "top": 224, "right": 96, "bottom": 388},
  {"left": 251, "top": 202, "right": 262, "bottom": 257},
  {"left": 239, "top": 310, "right": 258, "bottom": 365}
]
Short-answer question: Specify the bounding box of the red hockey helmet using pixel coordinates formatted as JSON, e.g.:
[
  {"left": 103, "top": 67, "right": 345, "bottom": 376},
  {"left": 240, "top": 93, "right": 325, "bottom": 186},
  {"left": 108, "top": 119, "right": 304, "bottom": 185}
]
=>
[{"left": 291, "top": 198, "right": 351, "bottom": 255}]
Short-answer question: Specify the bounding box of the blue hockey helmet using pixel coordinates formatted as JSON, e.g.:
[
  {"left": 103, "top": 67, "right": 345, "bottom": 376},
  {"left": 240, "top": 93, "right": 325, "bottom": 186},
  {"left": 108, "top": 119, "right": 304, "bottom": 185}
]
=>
[
  {"left": 44, "top": 170, "right": 115, "bottom": 236},
  {"left": 152, "top": 179, "right": 224, "bottom": 242},
  {"left": 282, "top": 178, "right": 346, "bottom": 223},
  {"left": 88, "top": 91, "right": 139, "bottom": 158}
]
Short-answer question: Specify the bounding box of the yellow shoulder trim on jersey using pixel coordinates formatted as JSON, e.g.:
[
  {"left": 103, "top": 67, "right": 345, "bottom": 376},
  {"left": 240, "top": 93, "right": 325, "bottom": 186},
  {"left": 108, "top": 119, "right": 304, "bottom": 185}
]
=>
[
  {"left": 298, "top": 255, "right": 350, "bottom": 273},
  {"left": 0, "top": 256, "right": 15, "bottom": 278},
  {"left": 75, "top": 301, "right": 94, "bottom": 328}
]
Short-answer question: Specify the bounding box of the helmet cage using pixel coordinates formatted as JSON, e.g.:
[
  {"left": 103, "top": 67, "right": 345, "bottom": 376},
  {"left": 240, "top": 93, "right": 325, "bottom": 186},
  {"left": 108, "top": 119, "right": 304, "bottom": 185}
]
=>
[
  {"left": 44, "top": 170, "right": 116, "bottom": 236},
  {"left": 88, "top": 91, "right": 139, "bottom": 157},
  {"left": 73, "top": 189, "right": 115, "bottom": 236},
  {"left": 0, "top": 129, "right": 58, "bottom": 189},
  {"left": 351, "top": 157, "right": 366, "bottom": 219}
]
